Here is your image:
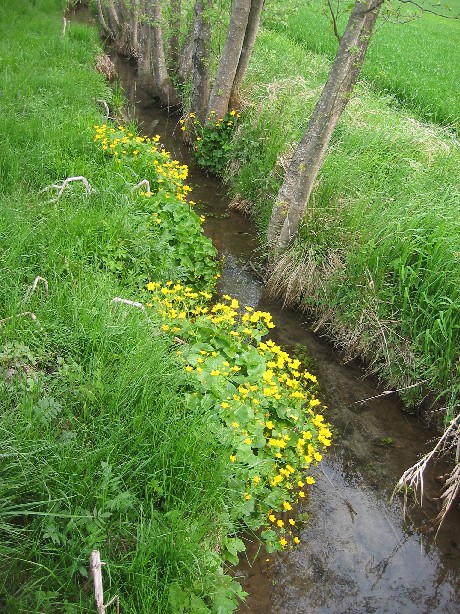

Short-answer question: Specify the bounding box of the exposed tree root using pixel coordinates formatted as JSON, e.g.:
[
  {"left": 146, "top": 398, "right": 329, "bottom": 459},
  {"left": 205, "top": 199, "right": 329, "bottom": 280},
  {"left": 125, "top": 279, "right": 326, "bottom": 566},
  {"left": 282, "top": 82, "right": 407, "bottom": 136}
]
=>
[{"left": 393, "top": 412, "right": 460, "bottom": 532}]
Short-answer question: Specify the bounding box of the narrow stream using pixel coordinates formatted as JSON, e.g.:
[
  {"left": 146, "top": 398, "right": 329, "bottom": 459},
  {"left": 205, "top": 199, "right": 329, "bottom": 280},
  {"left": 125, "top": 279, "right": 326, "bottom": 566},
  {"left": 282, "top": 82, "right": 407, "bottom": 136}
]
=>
[{"left": 92, "top": 28, "right": 459, "bottom": 612}]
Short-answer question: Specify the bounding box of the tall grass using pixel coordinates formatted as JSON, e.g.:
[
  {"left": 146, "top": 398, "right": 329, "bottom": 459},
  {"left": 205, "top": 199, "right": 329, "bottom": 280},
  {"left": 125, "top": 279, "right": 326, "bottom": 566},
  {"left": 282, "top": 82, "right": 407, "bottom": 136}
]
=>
[
  {"left": 0, "top": 1, "right": 237, "bottom": 610},
  {"left": 228, "top": 27, "right": 460, "bottom": 418},
  {"left": 263, "top": 0, "right": 460, "bottom": 131}
]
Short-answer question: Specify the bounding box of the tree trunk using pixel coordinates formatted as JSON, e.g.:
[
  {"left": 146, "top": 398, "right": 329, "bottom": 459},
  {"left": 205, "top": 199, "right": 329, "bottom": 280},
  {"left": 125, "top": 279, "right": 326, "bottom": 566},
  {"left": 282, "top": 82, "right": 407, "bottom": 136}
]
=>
[
  {"left": 144, "top": 0, "right": 180, "bottom": 107},
  {"left": 206, "top": 0, "right": 251, "bottom": 120},
  {"left": 231, "top": 0, "right": 263, "bottom": 103},
  {"left": 169, "top": 0, "right": 182, "bottom": 72},
  {"left": 178, "top": 23, "right": 194, "bottom": 83},
  {"left": 267, "top": 0, "right": 383, "bottom": 255},
  {"left": 138, "top": 3, "right": 156, "bottom": 92},
  {"left": 190, "top": 0, "right": 212, "bottom": 122},
  {"left": 95, "top": 0, "right": 112, "bottom": 37}
]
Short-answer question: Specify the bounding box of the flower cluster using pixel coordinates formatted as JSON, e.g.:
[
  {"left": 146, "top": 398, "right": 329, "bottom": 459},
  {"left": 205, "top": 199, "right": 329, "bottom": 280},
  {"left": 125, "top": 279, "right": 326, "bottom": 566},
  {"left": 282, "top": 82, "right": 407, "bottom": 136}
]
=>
[
  {"left": 94, "top": 124, "right": 193, "bottom": 202},
  {"left": 94, "top": 125, "right": 218, "bottom": 289},
  {"left": 146, "top": 282, "right": 332, "bottom": 551},
  {"left": 180, "top": 110, "right": 241, "bottom": 175}
]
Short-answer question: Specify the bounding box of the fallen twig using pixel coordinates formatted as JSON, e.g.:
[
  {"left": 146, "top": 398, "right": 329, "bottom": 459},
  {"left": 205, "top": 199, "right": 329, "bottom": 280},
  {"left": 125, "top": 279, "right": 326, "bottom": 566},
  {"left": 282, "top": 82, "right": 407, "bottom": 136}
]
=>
[
  {"left": 112, "top": 297, "right": 145, "bottom": 310},
  {"left": 392, "top": 413, "right": 460, "bottom": 531},
  {"left": 23, "top": 276, "right": 49, "bottom": 303},
  {"left": 40, "top": 176, "right": 92, "bottom": 203},
  {"left": 131, "top": 179, "right": 151, "bottom": 195},
  {"left": 353, "top": 380, "right": 429, "bottom": 405},
  {"left": 96, "top": 98, "right": 111, "bottom": 122},
  {"left": 90, "top": 550, "right": 119, "bottom": 614}
]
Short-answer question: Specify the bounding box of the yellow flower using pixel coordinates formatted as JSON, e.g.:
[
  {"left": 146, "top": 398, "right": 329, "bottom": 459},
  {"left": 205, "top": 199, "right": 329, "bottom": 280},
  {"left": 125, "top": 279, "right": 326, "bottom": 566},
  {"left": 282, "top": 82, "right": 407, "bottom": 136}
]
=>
[
  {"left": 306, "top": 476, "right": 315, "bottom": 485},
  {"left": 298, "top": 491, "right": 305, "bottom": 498},
  {"left": 244, "top": 492, "right": 251, "bottom": 500},
  {"left": 221, "top": 402, "right": 229, "bottom": 409},
  {"left": 294, "top": 536, "right": 300, "bottom": 545},
  {"left": 265, "top": 420, "right": 274, "bottom": 429},
  {"left": 283, "top": 501, "right": 293, "bottom": 511},
  {"left": 253, "top": 476, "right": 260, "bottom": 484},
  {"left": 277, "top": 519, "right": 284, "bottom": 528},
  {"left": 185, "top": 365, "right": 193, "bottom": 372},
  {"left": 268, "top": 514, "right": 276, "bottom": 522},
  {"left": 232, "top": 422, "right": 239, "bottom": 428},
  {"left": 230, "top": 455, "right": 236, "bottom": 462},
  {"left": 279, "top": 537, "right": 288, "bottom": 548},
  {"left": 289, "top": 518, "right": 295, "bottom": 526},
  {"left": 244, "top": 437, "right": 252, "bottom": 445}
]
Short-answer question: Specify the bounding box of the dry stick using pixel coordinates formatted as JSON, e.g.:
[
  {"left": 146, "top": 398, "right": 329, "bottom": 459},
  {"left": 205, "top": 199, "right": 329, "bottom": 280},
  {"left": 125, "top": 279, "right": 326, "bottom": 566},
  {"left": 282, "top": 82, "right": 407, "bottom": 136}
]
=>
[
  {"left": 112, "top": 297, "right": 145, "bottom": 310},
  {"left": 111, "top": 297, "right": 186, "bottom": 346},
  {"left": 23, "top": 276, "right": 49, "bottom": 303},
  {"left": 90, "top": 550, "right": 119, "bottom": 614},
  {"left": 353, "top": 380, "right": 430, "bottom": 405},
  {"left": 392, "top": 413, "right": 460, "bottom": 524},
  {"left": 96, "top": 98, "right": 111, "bottom": 122},
  {"left": 40, "top": 176, "right": 92, "bottom": 203},
  {"left": 131, "top": 179, "right": 151, "bottom": 194}
]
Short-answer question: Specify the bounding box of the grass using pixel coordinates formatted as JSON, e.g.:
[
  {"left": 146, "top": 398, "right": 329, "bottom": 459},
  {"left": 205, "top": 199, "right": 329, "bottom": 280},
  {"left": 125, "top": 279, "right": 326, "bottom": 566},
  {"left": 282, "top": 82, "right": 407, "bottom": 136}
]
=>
[
  {"left": 226, "top": 24, "right": 460, "bottom": 419},
  {"left": 263, "top": 0, "right": 460, "bottom": 131},
  {"left": 0, "top": 1, "right": 240, "bottom": 610}
]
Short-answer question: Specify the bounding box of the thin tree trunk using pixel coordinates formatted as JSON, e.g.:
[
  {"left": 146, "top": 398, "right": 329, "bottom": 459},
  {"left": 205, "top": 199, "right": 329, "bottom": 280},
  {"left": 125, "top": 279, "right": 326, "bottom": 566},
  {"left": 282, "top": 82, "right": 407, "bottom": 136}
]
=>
[
  {"left": 178, "top": 23, "right": 194, "bottom": 83},
  {"left": 130, "top": 0, "right": 140, "bottom": 56},
  {"left": 190, "top": 0, "right": 212, "bottom": 122},
  {"left": 138, "top": 3, "right": 156, "bottom": 93},
  {"left": 206, "top": 0, "right": 251, "bottom": 120},
  {"left": 267, "top": 0, "right": 383, "bottom": 255},
  {"left": 145, "top": 0, "right": 180, "bottom": 107},
  {"left": 95, "top": 0, "right": 112, "bottom": 37},
  {"left": 169, "top": 0, "right": 182, "bottom": 72},
  {"left": 231, "top": 0, "right": 263, "bottom": 102}
]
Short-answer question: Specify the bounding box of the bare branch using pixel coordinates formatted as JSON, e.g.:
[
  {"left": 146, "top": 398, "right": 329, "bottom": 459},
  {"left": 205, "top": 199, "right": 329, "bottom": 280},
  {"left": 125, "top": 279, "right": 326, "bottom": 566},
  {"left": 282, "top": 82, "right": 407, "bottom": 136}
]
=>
[
  {"left": 131, "top": 179, "right": 152, "bottom": 195},
  {"left": 90, "top": 550, "right": 119, "bottom": 614},
  {"left": 326, "top": 0, "right": 341, "bottom": 41},
  {"left": 0, "top": 311, "right": 41, "bottom": 329},
  {"left": 398, "top": 0, "right": 460, "bottom": 20},
  {"left": 40, "top": 176, "right": 92, "bottom": 203},
  {"left": 23, "top": 276, "right": 49, "bottom": 303},
  {"left": 96, "top": 98, "right": 111, "bottom": 121},
  {"left": 112, "top": 297, "right": 146, "bottom": 310}
]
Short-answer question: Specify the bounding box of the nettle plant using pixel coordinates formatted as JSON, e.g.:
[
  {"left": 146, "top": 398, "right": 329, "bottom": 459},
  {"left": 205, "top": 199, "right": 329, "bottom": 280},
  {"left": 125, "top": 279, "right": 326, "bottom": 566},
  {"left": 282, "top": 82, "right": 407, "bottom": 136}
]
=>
[
  {"left": 94, "top": 124, "right": 217, "bottom": 288},
  {"left": 146, "top": 282, "right": 332, "bottom": 553},
  {"left": 180, "top": 110, "right": 240, "bottom": 175}
]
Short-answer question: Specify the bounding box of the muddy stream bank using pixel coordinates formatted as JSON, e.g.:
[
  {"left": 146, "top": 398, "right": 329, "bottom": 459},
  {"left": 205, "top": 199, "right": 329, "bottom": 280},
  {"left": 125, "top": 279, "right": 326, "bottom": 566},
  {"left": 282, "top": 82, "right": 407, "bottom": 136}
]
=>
[{"left": 98, "top": 37, "right": 459, "bottom": 612}]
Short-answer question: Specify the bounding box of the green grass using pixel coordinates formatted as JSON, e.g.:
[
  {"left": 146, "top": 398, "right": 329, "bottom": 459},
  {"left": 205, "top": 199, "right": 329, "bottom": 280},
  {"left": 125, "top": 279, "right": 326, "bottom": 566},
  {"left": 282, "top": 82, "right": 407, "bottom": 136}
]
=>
[
  {"left": 227, "top": 25, "right": 460, "bottom": 418},
  {"left": 263, "top": 0, "right": 460, "bottom": 130},
  {"left": 0, "top": 1, "right": 240, "bottom": 611}
]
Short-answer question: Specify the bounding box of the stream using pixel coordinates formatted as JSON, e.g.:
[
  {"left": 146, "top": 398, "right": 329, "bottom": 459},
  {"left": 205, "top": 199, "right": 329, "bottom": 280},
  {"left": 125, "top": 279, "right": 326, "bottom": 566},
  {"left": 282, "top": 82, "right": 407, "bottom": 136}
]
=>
[{"left": 81, "top": 15, "right": 459, "bottom": 610}]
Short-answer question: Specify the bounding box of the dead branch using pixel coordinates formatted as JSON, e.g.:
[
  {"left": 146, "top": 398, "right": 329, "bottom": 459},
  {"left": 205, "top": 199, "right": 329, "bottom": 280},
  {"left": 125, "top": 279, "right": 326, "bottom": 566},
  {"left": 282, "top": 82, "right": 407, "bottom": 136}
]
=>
[
  {"left": 112, "top": 297, "right": 145, "bottom": 310},
  {"left": 131, "top": 179, "right": 152, "bottom": 195},
  {"left": 90, "top": 550, "right": 119, "bottom": 614},
  {"left": 40, "top": 176, "right": 92, "bottom": 203},
  {"left": 393, "top": 413, "right": 460, "bottom": 528},
  {"left": 96, "top": 98, "right": 111, "bottom": 122},
  {"left": 353, "top": 379, "right": 429, "bottom": 405},
  {"left": 23, "top": 276, "right": 49, "bottom": 303}
]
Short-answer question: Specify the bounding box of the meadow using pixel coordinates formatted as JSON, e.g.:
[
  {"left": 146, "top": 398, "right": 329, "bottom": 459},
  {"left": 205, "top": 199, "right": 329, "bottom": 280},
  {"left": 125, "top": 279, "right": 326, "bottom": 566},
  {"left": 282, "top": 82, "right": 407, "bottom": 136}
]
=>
[{"left": 263, "top": 0, "right": 460, "bottom": 131}]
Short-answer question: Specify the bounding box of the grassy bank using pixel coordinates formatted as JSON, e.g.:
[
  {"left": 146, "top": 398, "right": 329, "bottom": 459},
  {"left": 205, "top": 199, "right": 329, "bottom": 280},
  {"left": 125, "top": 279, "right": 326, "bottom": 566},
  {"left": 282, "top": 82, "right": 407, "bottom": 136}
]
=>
[
  {"left": 1, "top": 2, "right": 331, "bottom": 611},
  {"left": 221, "top": 23, "right": 460, "bottom": 420},
  {"left": 263, "top": 0, "right": 460, "bottom": 131}
]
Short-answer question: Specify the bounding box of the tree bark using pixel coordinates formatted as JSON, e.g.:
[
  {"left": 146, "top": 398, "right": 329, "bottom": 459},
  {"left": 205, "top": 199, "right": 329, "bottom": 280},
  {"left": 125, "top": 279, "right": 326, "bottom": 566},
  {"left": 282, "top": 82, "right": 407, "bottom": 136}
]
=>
[
  {"left": 231, "top": 0, "right": 264, "bottom": 102},
  {"left": 169, "top": 0, "right": 182, "bottom": 72},
  {"left": 267, "top": 0, "right": 383, "bottom": 255},
  {"left": 190, "top": 0, "right": 212, "bottom": 122},
  {"left": 144, "top": 0, "right": 180, "bottom": 107},
  {"left": 206, "top": 0, "right": 251, "bottom": 120}
]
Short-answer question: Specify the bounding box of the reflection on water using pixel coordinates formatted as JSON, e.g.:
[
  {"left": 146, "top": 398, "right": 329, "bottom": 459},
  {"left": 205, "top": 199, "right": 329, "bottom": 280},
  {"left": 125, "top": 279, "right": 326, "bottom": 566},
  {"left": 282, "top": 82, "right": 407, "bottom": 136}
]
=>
[{"left": 109, "top": 48, "right": 460, "bottom": 614}]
